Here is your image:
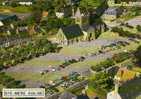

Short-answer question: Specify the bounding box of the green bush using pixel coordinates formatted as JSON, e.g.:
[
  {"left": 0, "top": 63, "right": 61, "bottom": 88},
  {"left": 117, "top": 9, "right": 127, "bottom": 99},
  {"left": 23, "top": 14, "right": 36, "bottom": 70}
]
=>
[
  {"left": 89, "top": 72, "right": 114, "bottom": 92},
  {"left": 0, "top": 72, "right": 25, "bottom": 89},
  {"left": 112, "top": 27, "right": 136, "bottom": 38},
  {"left": 112, "top": 52, "right": 131, "bottom": 63},
  {"left": 0, "top": 38, "right": 58, "bottom": 69},
  {"left": 91, "top": 58, "right": 115, "bottom": 72},
  {"left": 136, "top": 25, "right": 141, "bottom": 32}
]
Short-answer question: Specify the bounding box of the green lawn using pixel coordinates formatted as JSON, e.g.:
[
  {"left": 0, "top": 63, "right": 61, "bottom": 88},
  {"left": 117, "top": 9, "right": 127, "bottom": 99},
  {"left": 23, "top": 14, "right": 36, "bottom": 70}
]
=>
[
  {"left": 0, "top": 6, "right": 32, "bottom": 13},
  {"left": 98, "top": 31, "right": 124, "bottom": 40},
  {"left": 132, "top": 67, "right": 141, "bottom": 73},
  {"left": 121, "top": 26, "right": 138, "bottom": 34},
  {"left": 22, "top": 58, "right": 64, "bottom": 67},
  {"left": 60, "top": 45, "right": 101, "bottom": 56},
  {"left": 6, "top": 71, "right": 65, "bottom": 83}
]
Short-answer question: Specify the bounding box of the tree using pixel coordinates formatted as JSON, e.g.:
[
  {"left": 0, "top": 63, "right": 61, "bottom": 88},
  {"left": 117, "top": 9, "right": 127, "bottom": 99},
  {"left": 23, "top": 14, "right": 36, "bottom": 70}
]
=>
[
  {"left": 135, "top": 45, "right": 141, "bottom": 65},
  {"left": 89, "top": 72, "right": 114, "bottom": 92},
  {"left": 136, "top": 25, "right": 141, "bottom": 32},
  {"left": 79, "top": 0, "right": 103, "bottom": 10},
  {"left": 54, "top": 0, "right": 67, "bottom": 12}
]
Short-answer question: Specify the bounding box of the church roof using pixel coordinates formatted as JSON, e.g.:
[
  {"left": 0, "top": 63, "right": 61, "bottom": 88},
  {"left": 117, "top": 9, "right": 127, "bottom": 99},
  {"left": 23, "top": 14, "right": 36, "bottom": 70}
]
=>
[
  {"left": 74, "top": 8, "right": 89, "bottom": 18},
  {"left": 60, "top": 24, "right": 83, "bottom": 40},
  {"left": 75, "top": 8, "right": 81, "bottom": 18}
]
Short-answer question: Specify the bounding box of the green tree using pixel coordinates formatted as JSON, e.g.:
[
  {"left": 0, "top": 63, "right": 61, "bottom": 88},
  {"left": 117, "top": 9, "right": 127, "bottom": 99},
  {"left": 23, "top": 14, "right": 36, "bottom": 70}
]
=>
[
  {"left": 80, "top": 0, "right": 103, "bottom": 10},
  {"left": 135, "top": 45, "right": 141, "bottom": 64},
  {"left": 136, "top": 25, "right": 141, "bottom": 32},
  {"left": 54, "top": 0, "right": 67, "bottom": 12},
  {"left": 89, "top": 72, "right": 114, "bottom": 92}
]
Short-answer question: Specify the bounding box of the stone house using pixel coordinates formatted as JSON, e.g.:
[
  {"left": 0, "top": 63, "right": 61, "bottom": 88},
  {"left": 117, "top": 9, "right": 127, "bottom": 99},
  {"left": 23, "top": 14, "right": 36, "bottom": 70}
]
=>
[
  {"left": 0, "top": 14, "right": 18, "bottom": 34},
  {"left": 56, "top": 24, "right": 84, "bottom": 45},
  {"left": 102, "top": 7, "right": 123, "bottom": 21}
]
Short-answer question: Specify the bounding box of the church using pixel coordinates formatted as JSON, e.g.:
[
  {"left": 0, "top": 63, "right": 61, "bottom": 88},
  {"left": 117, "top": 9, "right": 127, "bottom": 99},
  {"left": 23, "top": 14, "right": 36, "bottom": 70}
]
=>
[{"left": 56, "top": 8, "right": 107, "bottom": 45}]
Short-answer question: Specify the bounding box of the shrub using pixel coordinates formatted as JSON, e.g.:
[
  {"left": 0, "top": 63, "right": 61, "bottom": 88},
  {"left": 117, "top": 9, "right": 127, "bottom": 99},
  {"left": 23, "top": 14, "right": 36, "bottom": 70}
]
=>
[
  {"left": 112, "top": 52, "right": 131, "bottom": 63},
  {"left": 136, "top": 25, "right": 141, "bottom": 32},
  {"left": 91, "top": 59, "right": 115, "bottom": 72}
]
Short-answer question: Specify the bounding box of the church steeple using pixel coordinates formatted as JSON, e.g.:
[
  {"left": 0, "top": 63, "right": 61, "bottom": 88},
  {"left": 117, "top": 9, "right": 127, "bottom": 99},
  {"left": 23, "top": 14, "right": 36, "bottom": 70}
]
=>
[{"left": 74, "top": 7, "right": 82, "bottom": 27}]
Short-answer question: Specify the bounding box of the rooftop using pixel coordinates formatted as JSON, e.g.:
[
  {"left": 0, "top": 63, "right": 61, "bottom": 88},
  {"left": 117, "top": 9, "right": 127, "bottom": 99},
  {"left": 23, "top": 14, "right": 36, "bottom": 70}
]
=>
[
  {"left": 60, "top": 24, "right": 83, "bottom": 40},
  {"left": 126, "top": 17, "right": 141, "bottom": 27},
  {"left": 104, "top": 7, "right": 123, "bottom": 15},
  {"left": 0, "top": 14, "right": 17, "bottom": 21}
]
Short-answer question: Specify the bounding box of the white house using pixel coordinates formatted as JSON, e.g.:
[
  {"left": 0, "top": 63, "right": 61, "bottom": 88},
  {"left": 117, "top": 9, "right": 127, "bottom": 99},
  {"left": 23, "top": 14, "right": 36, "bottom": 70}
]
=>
[
  {"left": 0, "top": 21, "right": 4, "bottom": 27},
  {"left": 19, "top": 1, "right": 33, "bottom": 6},
  {"left": 55, "top": 12, "right": 64, "bottom": 18}
]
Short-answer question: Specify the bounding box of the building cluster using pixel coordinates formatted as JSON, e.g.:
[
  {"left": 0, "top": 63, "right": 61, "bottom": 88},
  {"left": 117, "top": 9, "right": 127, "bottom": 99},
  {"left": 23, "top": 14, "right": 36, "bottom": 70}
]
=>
[
  {"left": 56, "top": 8, "right": 107, "bottom": 45},
  {"left": 0, "top": 0, "right": 141, "bottom": 46},
  {"left": 0, "top": 14, "right": 29, "bottom": 36}
]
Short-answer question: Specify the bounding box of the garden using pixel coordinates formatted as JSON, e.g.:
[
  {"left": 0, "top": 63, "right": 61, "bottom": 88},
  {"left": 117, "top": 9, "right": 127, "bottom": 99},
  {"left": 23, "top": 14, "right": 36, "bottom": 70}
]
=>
[{"left": 0, "top": 38, "right": 59, "bottom": 70}]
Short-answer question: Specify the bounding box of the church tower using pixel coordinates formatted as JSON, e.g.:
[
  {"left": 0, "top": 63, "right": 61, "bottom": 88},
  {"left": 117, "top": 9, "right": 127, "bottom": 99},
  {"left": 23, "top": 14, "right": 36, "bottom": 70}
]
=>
[
  {"left": 74, "top": 8, "right": 82, "bottom": 27},
  {"left": 74, "top": 7, "right": 89, "bottom": 28}
]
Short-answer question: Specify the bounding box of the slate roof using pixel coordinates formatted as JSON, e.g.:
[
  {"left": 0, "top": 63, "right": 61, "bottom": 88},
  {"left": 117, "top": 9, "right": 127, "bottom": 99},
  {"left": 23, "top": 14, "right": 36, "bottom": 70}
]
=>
[
  {"left": 75, "top": 8, "right": 81, "bottom": 18},
  {"left": 0, "top": 14, "right": 17, "bottom": 22},
  {"left": 77, "top": 94, "right": 90, "bottom": 99},
  {"left": 126, "top": 17, "right": 141, "bottom": 26},
  {"left": 82, "top": 22, "right": 107, "bottom": 33},
  {"left": 104, "top": 7, "right": 123, "bottom": 16},
  {"left": 74, "top": 8, "right": 89, "bottom": 18},
  {"left": 61, "top": 24, "right": 83, "bottom": 40},
  {"left": 59, "top": 91, "right": 77, "bottom": 99}
]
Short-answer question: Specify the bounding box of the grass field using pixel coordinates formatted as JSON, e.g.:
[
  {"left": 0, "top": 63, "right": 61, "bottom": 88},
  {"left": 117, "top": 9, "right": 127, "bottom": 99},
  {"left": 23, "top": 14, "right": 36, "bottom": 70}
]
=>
[
  {"left": 60, "top": 45, "right": 101, "bottom": 56},
  {"left": 98, "top": 31, "right": 124, "bottom": 40},
  {"left": 22, "top": 59, "right": 64, "bottom": 67},
  {"left": 0, "top": 6, "right": 32, "bottom": 13}
]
